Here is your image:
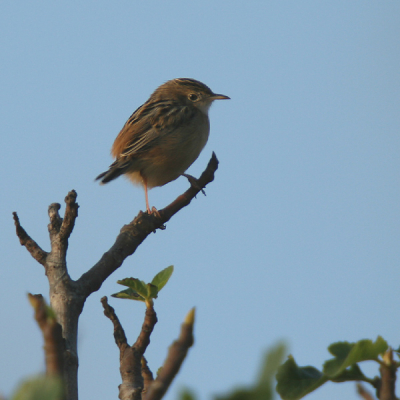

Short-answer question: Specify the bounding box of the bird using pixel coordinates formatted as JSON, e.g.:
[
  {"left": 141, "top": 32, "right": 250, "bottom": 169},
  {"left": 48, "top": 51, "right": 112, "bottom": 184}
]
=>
[{"left": 96, "top": 78, "right": 230, "bottom": 213}]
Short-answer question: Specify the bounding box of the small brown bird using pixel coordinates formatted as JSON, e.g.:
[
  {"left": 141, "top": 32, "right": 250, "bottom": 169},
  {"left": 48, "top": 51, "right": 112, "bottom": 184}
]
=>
[{"left": 96, "top": 78, "right": 229, "bottom": 213}]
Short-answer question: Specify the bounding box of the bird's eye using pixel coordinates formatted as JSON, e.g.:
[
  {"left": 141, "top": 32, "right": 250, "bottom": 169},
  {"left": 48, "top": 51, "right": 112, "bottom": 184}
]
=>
[{"left": 188, "top": 93, "right": 199, "bottom": 102}]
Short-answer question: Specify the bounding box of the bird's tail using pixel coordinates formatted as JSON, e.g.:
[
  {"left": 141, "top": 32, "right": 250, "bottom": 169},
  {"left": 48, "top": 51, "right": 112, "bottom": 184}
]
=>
[{"left": 95, "top": 162, "right": 127, "bottom": 184}]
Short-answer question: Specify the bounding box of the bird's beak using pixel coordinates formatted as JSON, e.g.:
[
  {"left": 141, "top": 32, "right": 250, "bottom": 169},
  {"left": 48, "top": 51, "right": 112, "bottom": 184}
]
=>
[{"left": 211, "top": 93, "right": 230, "bottom": 100}]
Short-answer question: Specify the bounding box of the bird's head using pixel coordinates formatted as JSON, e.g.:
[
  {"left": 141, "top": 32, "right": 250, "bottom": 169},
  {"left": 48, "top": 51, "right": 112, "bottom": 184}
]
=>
[{"left": 151, "top": 78, "right": 230, "bottom": 114}]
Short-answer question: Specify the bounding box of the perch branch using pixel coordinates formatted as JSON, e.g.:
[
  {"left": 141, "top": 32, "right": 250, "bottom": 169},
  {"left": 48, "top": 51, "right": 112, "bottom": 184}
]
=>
[{"left": 78, "top": 152, "right": 219, "bottom": 297}]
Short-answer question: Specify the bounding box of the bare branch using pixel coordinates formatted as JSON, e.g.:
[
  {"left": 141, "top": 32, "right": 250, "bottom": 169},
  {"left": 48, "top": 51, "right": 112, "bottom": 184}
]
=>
[
  {"left": 141, "top": 356, "right": 154, "bottom": 395},
  {"left": 13, "top": 212, "right": 48, "bottom": 266},
  {"left": 78, "top": 153, "right": 219, "bottom": 297},
  {"left": 357, "top": 383, "right": 376, "bottom": 400},
  {"left": 15, "top": 198, "right": 80, "bottom": 400},
  {"left": 59, "top": 190, "right": 79, "bottom": 241},
  {"left": 378, "top": 349, "right": 397, "bottom": 400},
  {"left": 161, "top": 152, "right": 218, "bottom": 219},
  {"left": 102, "top": 297, "right": 158, "bottom": 400},
  {"left": 48, "top": 203, "right": 63, "bottom": 236},
  {"left": 101, "top": 296, "right": 128, "bottom": 349},
  {"left": 144, "top": 308, "right": 195, "bottom": 400},
  {"left": 28, "top": 293, "right": 65, "bottom": 378},
  {"left": 134, "top": 305, "right": 158, "bottom": 355},
  {"left": 14, "top": 154, "right": 217, "bottom": 400}
]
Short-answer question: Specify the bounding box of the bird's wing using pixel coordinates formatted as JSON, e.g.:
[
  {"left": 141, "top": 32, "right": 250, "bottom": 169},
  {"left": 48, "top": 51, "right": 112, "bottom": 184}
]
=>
[
  {"left": 114, "top": 99, "right": 196, "bottom": 159},
  {"left": 96, "top": 100, "right": 198, "bottom": 184}
]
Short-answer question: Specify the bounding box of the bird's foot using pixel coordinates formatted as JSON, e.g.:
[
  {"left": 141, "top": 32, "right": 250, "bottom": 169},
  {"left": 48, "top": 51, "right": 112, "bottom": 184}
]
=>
[
  {"left": 148, "top": 206, "right": 161, "bottom": 218},
  {"left": 183, "top": 174, "right": 206, "bottom": 196}
]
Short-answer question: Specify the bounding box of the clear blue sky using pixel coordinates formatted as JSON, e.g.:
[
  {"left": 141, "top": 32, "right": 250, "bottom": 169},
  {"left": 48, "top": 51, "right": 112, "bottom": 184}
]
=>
[{"left": 1, "top": 2, "right": 399, "bottom": 400}]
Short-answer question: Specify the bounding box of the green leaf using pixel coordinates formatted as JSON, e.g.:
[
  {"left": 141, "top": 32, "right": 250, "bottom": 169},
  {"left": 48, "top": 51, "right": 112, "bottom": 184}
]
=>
[
  {"left": 215, "top": 343, "right": 286, "bottom": 400},
  {"left": 147, "top": 283, "right": 159, "bottom": 300},
  {"left": 111, "top": 288, "right": 145, "bottom": 302},
  {"left": 12, "top": 375, "right": 63, "bottom": 400},
  {"left": 330, "top": 364, "right": 369, "bottom": 382},
  {"left": 117, "top": 278, "right": 149, "bottom": 299},
  {"left": 276, "top": 356, "right": 328, "bottom": 400},
  {"left": 114, "top": 277, "right": 160, "bottom": 301},
  {"left": 257, "top": 341, "right": 286, "bottom": 388},
  {"left": 179, "top": 388, "right": 197, "bottom": 400},
  {"left": 151, "top": 265, "right": 174, "bottom": 291},
  {"left": 323, "top": 336, "right": 388, "bottom": 378}
]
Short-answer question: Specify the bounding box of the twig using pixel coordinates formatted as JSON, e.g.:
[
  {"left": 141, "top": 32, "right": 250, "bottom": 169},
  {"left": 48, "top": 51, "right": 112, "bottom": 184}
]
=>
[
  {"left": 59, "top": 191, "right": 79, "bottom": 241},
  {"left": 28, "top": 294, "right": 65, "bottom": 379},
  {"left": 13, "top": 212, "right": 48, "bottom": 266},
  {"left": 356, "top": 383, "right": 376, "bottom": 400},
  {"left": 101, "top": 297, "right": 158, "bottom": 400},
  {"left": 378, "top": 349, "right": 397, "bottom": 400},
  {"left": 144, "top": 308, "right": 195, "bottom": 400},
  {"left": 101, "top": 296, "right": 128, "bottom": 348},
  {"left": 48, "top": 203, "right": 63, "bottom": 236},
  {"left": 161, "top": 152, "right": 218, "bottom": 219}
]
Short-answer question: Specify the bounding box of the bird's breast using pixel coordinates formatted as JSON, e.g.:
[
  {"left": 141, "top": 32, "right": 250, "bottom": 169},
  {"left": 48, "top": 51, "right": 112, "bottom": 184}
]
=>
[{"left": 141, "top": 111, "right": 210, "bottom": 188}]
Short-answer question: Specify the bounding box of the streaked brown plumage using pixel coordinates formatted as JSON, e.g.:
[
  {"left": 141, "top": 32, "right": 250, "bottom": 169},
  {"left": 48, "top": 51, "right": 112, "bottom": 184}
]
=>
[{"left": 96, "top": 78, "right": 229, "bottom": 213}]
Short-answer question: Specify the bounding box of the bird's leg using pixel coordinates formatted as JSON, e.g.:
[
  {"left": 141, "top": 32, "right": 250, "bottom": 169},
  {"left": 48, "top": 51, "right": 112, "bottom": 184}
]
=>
[
  {"left": 142, "top": 176, "right": 160, "bottom": 216},
  {"left": 143, "top": 177, "right": 151, "bottom": 214},
  {"left": 182, "top": 173, "right": 206, "bottom": 196}
]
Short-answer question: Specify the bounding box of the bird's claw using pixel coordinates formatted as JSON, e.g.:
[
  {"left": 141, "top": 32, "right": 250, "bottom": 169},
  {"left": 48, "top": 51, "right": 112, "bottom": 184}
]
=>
[
  {"left": 148, "top": 206, "right": 161, "bottom": 218},
  {"left": 183, "top": 174, "right": 206, "bottom": 196}
]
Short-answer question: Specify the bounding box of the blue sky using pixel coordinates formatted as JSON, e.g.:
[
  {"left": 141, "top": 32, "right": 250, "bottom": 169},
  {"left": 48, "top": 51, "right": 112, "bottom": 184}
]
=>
[{"left": 1, "top": 2, "right": 399, "bottom": 400}]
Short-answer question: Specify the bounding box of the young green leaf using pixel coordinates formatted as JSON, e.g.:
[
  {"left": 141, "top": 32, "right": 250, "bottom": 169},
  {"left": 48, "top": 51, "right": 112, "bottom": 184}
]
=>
[
  {"left": 215, "top": 343, "right": 286, "bottom": 400},
  {"left": 323, "top": 336, "right": 388, "bottom": 378},
  {"left": 151, "top": 265, "right": 174, "bottom": 291},
  {"left": 12, "top": 375, "right": 63, "bottom": 400},
  {"left": 117, "top": 278, "right": 149, "bottom": 299},
  {"left": 329, "top": 364, "right": 370, "bottom": 383},
  {"left": 276, "top": 356, "right": 328, "bottom": 400},
  {"left": 257, "top": 342, "right": 286, "bottom": 389},
  {"left": 147, "top": 283, "right": 159, "bottom": 300},
  {"left": 111, "top": 288, "right": 145, "bottom": 302}
]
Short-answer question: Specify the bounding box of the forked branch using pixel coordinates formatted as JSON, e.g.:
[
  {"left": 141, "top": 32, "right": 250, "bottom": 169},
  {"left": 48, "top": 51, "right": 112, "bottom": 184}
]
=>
[
  {"left": 102, "top": 296, "right": 195, "bottom": 400},
  {"left": 13, "top": 153, "right": 218, "bottom": 400},
  {"left": 77, "top": 152, "right": 219, "bottom": 297}
]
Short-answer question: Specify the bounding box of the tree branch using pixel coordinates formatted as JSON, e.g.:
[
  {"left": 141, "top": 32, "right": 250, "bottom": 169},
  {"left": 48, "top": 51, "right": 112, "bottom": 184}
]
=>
[
  {"left": 13, "top": 212, "right": 48, "bottom": 266},
  {"left": 14, "top": 193, "right": 81, "bottom": 400},
  {"left": 59, "top": 190, "right": 79, "bottom": 241},
  {"left": 144, "top": 308, "right": 195, "bottom": 400},
  {"left": 77, "top": 152, "right": 219, "bottom": 297},
  {"left": 101, "top": 296, "right": 128, "bottom": 348},
  {"left": 141, "top": 356, "right": 154, "bottom": 395},
  {"left": 14, "top": 154, "right": 218, "bottom": 400},
  {"left": 378, "top": 349, "right": 397, "bottom": 400},
  {"left": 102, "top": 297, "right": 158, "bottom": 400},
  {"left": 356, "top": 383, "right": 376, "bottom": 400},
  {"left": 28, "top": 293, "right": 65, "bottom": 379},
  {"left": 48, "top": 203, "right": 63, "bottom": 236}
]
